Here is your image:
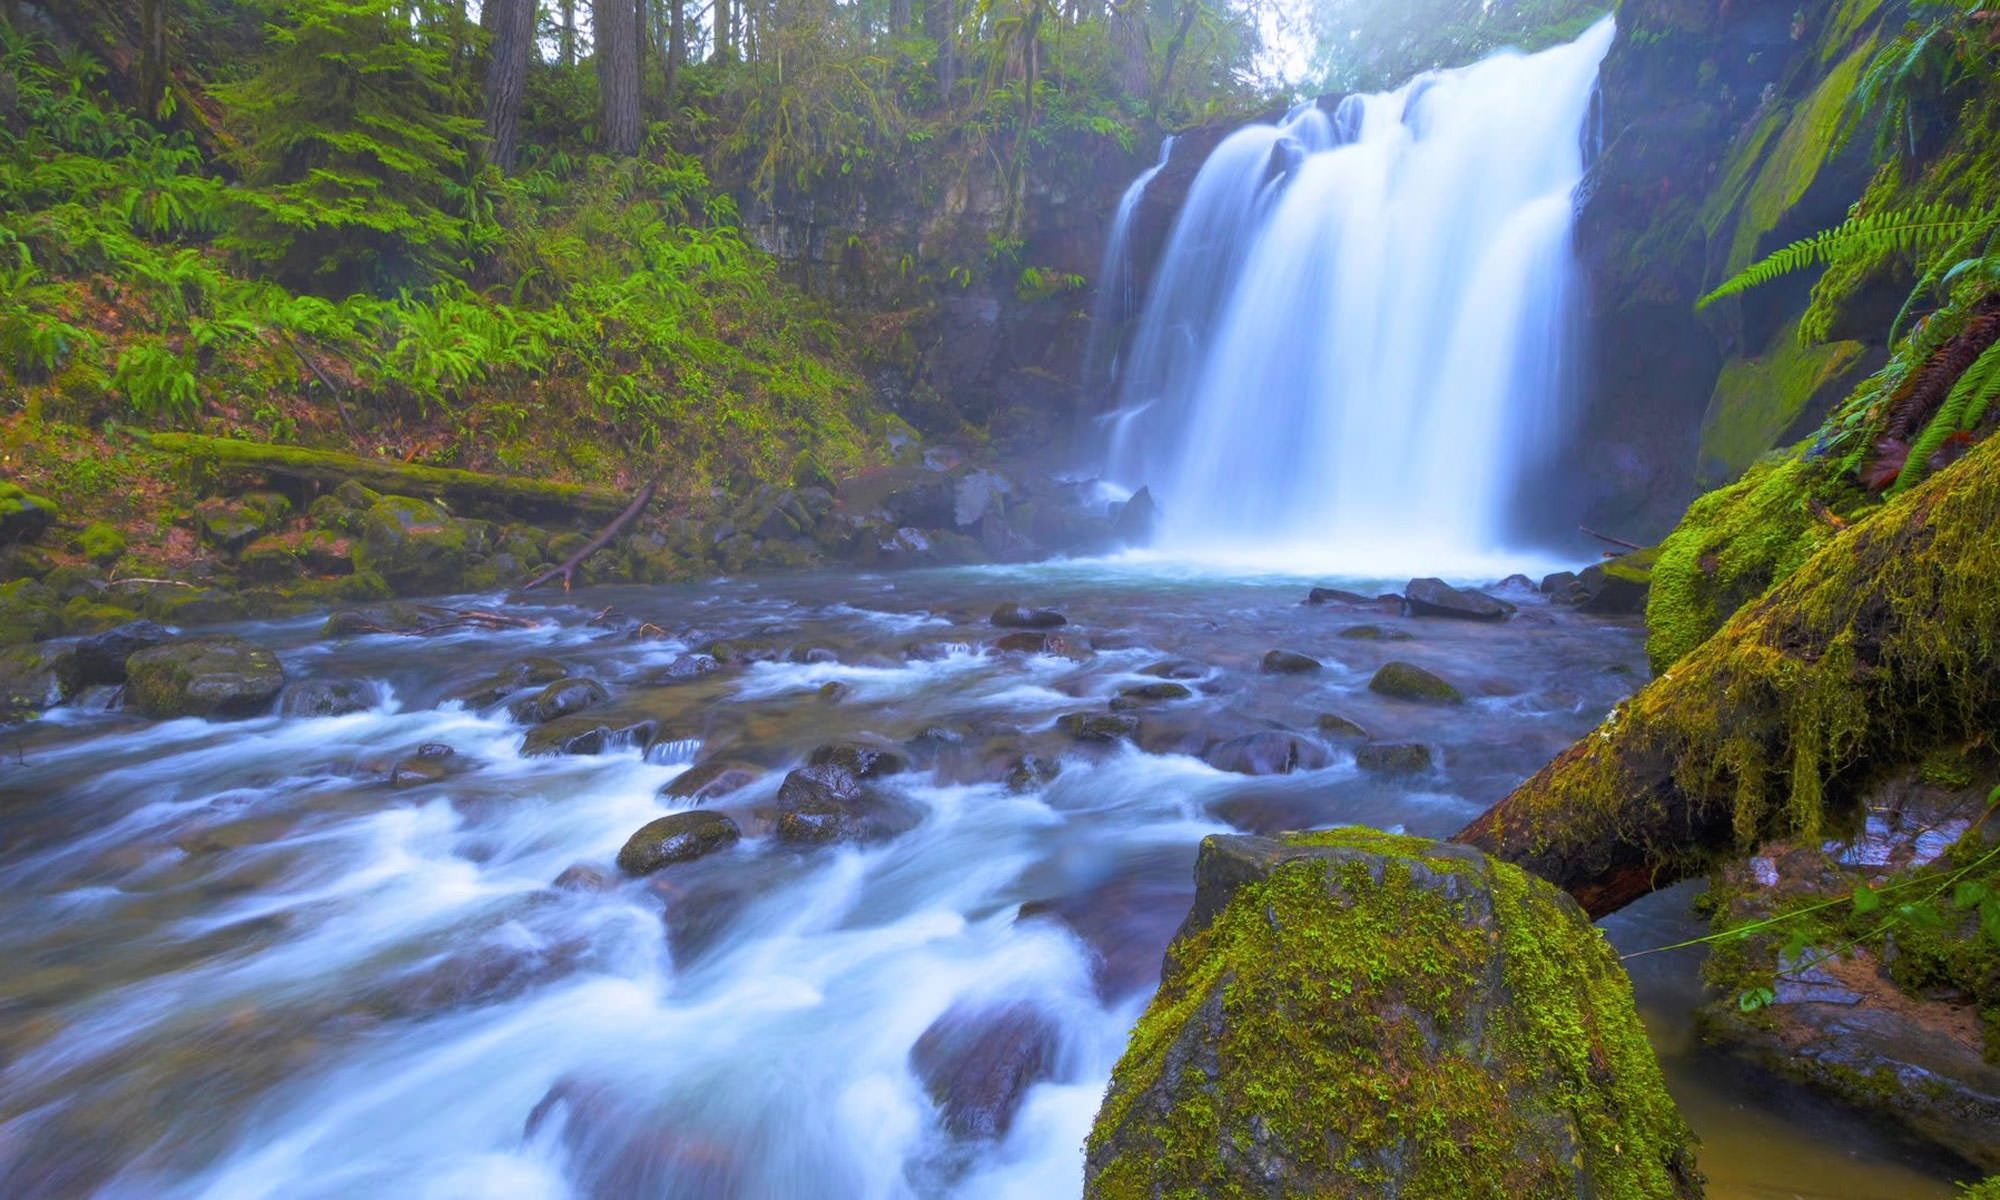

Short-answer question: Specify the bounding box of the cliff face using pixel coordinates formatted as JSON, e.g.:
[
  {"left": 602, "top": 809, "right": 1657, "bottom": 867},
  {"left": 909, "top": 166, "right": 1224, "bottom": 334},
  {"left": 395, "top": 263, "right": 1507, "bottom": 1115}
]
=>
[{"left": 1572, "top": 0, "right": 1898, "bottom": 538}]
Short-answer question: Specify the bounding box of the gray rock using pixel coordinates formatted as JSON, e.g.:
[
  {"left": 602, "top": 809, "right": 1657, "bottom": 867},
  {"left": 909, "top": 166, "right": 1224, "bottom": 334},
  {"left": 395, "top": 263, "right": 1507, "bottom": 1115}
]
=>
[
  {"left": 1204, "top": 731, "right": 1331, "bottom": 776},
  {"left": 125, "top": 636, "right": 285, "bottom": 719},
  {"left": 1402, "top": 577, "right": 1513, "bottom": 621},
  {"left": 74, "top": 619, "right": 175, "bottom": 685},
  {"left": 1354, "top": 742, "right": 1433, "bottom": 775},
  {"left": 912, "top": 1002, "right": 1061, "bottom": 1141},
  {"left": 1368, "top": 660, "right": 1465, "bottom": 705},
  {"left": 662, "top": 759, "right": 765, "bottom": 803},
  {"left": 280, "top": 678, "right": 380, "bottom": 717},
  {"left": 1260, "top": 649, "right": 1322, "bottom": 674},
  {"left": 992, "top": 602, "right": 1068, "bottom": 629}
]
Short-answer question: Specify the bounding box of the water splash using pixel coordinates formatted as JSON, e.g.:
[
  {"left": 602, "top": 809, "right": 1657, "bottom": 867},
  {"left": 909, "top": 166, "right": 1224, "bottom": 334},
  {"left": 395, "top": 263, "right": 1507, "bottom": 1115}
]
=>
[{"left": 1101, "top": 19, "right": 1615, "bottom": 576}]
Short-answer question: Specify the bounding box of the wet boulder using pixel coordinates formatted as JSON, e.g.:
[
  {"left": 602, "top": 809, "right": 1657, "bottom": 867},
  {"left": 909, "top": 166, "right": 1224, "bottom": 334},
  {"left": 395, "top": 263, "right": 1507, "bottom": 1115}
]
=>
[
  {"left": 662, "top": 759, "right": 765, "bottom": 803},
  {"left": 1057, "top": 712, "right": 1139, "bottom": 743},
  {"left": 1109, "top": 486, "right": 1159, "bottom": 546},
  {"left": 0, "top": 642, "right": 79, "bottom": 720},
  {"left": 806, "top": 740, "right": 910, "bottom": 779},
  {"left": 1368, "top": 660, "right": 1465, "bottom": 705},
  {"left": 1005, "top": 753, "right": 1062, "bottom": 793},
  {"left": 616, "top": 810, "right": 742, "bottom": 877},
  {"left": 1314, "top": 712, "right": 1369, "bottom": 740},
  {"left": 1203, "top": 731, "right": 1331, "bottom": 776},
  {"left": 992, "top": 630, "right": 1078, "bottom": 656},
  {"left": 1260, "top": 649, "right": 1322, "bottom": 674},
  {"left": 513, "top": 677, "right": 608, "bottom": 724},
  {"left": 453, "top": 656, "right": 570, "bottom": 708},
  {"left": 389, "top": 742, "right": 461, "bottom": 786},
  {"left": 1336, "top": 623, "right": 1413, "bottom": 641},
  {"left": 911, "top": 1001, "right": 1062, "bottom": 1141},
  {"left": 1402, "top": 576, "right": 1514, "bottom": 621},
  {"left": 279, "top": 678, "right": 380, "bottom": 717},
  {"left": 1110, "top": 682, "right": 1193, "bottom": 711},
  {"left": 1573, "top": 548, "right": 1657, "bottom": 615},
  {"left": 1305, "top": 586, "right": 1370, "bottom": 605},
  {"left": 1083, "top": 829, "right": 1701, "bottom": 1199},
  {"left": 125, "top": 635, "right": 285, "bottom": 719},
  {"left": 1353, "top": 742, "right": 1434, "bottom": 775},
  {"left": 992, "top": 602, "right": 1068, "bottom": 630},
  {"left": 768, "top": 763, "right": 919, "bottom": 844},
  {"left": 646, "top": 653, "right": 722, "bottom": 685},
  {"left": 521, "top": 716, "right": 658, "bottom": 757},
  {"left": 72, "top": 619, "right": 174, "bottom": 685},
  {"left": 1136, "top": 659, "right": 1205, "bottom": 681}
]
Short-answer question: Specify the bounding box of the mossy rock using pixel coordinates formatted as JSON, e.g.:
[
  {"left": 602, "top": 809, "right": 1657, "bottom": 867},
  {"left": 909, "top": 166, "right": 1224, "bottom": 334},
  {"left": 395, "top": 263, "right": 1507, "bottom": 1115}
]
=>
[
  {"left": 0, "top": 642, "right": 81, "bottom": 721},
  {"left": 61, "top": 596, "right": 141, "bottom": 635},
  {"left": 1085, "top": 829, "right": 1702, "bottom": 1199},
  {"left": 1696, "top": 317, "right": 1868, "bottom": 488},
  {"left": 193, "top": 492, "right": 292, "bottom": 554},
  {"left": 75, "top": 522, "right": 128, "bottom": 566},
  {"left": 1644, "top": 452, "right": 1839, "bottom": 673},
  {"left": 355, "top": 495, "right": 475, "bottom": 594},
  {"left": 1368, "top": 660, "right": 1465, "bottom": 705},
  {"left": 615, "top": 810, "right": 742, "bottom": 876},
  {"left": 0, "top": 577, "right": 60, "bottom": 644},
  {"left": 0, "top": 481, "right": 58, "bottom": 544},
  {"left": 125, "top": 635, "right": 285, "bottom": 719}
]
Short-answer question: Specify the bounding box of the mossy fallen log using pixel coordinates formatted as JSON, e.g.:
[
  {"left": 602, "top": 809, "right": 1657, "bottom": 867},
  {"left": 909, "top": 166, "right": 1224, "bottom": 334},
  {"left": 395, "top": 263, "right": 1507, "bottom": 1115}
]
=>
[
  {"left": 137, "top": 434, "right": 629, "bottom": 519},
  {"left": 1456, "top": 436, "right": 2000, "bottom": 918}
]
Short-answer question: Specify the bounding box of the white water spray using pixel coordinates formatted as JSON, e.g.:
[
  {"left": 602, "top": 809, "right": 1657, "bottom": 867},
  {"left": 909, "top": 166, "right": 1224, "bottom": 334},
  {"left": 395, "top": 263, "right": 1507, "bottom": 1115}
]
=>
[{"left": 1101, "top": 19, "right": 1614, "bottom": 575}]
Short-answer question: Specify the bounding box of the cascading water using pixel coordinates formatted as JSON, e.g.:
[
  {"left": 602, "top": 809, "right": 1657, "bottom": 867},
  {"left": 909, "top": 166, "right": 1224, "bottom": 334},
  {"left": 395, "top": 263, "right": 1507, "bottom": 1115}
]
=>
[
  {"left": 1100, "top": 18, "right": 1616, "bottom": 574},
  {"left": 1080, "top": 135, "right": 1175, "bottom": 395}
]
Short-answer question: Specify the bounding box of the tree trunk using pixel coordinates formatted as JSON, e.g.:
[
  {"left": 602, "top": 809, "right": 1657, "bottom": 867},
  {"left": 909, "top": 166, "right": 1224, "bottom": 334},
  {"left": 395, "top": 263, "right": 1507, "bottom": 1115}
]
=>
[
  {"left": 1109, "top": 0, "right": 1149, "bottom": 104},
  {"left": 560, "top": 0, "right": 577, "bottom": 66},
  {"left": 634, "top": 0, "right": 649, "bottom": 102},
  {"left": 665, "top": 0, "right": 685, "bottom": 108},
  {"left": 594, "top": 0, "right": 643, "bottom": 153},
  {"left": 923, "top": 0, "right": 957, "bottom": 97},
  {"left": 713, "top": 0, "right": 733, "bottom": 61},
  {"left": 136, "top": 0, "right": 167, "bottom": 121},
  {"left": 1153, "top": 0, "right": 1198, "bottom": 108},
  {"left": 483, "top": 0, "right": 534, "bottom": 170},
  {"left": 890, "top": 0, "right": 912, "bottom": 38},
  {"left": 1455, "top": 438, "right": 2000, "bottom": 918}
]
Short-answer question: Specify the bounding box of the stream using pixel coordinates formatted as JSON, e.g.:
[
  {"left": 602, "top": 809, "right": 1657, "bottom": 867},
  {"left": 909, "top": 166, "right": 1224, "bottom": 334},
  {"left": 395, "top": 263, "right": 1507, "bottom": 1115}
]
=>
[{"left": 0, "top": 562, "right": 1969, "bottom": 1198}]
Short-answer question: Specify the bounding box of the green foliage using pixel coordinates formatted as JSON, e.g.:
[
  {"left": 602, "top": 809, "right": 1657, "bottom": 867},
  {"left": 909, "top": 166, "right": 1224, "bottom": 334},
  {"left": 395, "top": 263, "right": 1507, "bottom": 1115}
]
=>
[
  {"left": 212, "top": 0, "right": 484, "bottom": 292},
  {"left": 1697, "top": 201, "right": 1993, "bottom": 310}
]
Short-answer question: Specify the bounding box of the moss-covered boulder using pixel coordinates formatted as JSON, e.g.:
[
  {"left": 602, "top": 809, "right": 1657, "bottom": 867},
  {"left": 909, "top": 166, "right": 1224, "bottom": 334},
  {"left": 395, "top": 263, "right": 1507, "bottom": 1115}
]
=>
[
  {"left": 1368, "top": 660, "right": 1465, "bottom": 705},
  {"left": 1084, "top": 829, "right": 1702, "bottom": 1199},
  {"left": 0, "top": 578, "right": 60, "bottom": 644},
  {"left": 74, "top": 522, "right": 127, "bottom": 566},
  {"left": 355, "top": 495, "right": 476, "bottom": 593},
  {"left": 1573, "top": 547, "right": 1657, "bottom": 616},
  {"left": 1644, "top": 453, "right": 1837, "bottom": 672},
  {"left": 0, "top": 481, "right": 57, "bottom": 544},
  {"left": 125, "top": 635, "right": 285, "bottom": 719},
  {"left": 193, "top": 492, "right": 292, "bottom": 553},
  {"left": 615, "top": 810, "right": 742, "bottom": 876}
]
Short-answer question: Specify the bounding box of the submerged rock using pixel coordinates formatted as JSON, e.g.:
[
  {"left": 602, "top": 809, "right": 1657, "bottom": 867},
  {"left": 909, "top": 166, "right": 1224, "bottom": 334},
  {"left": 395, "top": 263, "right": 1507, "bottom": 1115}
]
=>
[
  {"left": 515, "top": 677, "right": 608, "bottom": 724},
  {"left": 1368, "top": 660, "right": 1465, "bottom": 705},
  {"left": 1259, "top": 649, "right": 1322, "bottom": 674},
  {"left": 1057, "top": 712, "right": 1139, "bottom": 743},
  {"left": 1314, "top": 712, "right": 1369, "bottom": 740},
  {"left": 806, "top": 740, "right": 910, "bottom": 779},
  {"left": 279, "top": 678, "right": 379, "bottom": 717},
  {"left": 616, "top": 811, "right": 742, "bottom": 877},
  {"left": 1403, "top": 576, "right": 1514, "bottom": 621},
  {"left": 1306, "top": 586, "right": 1371, "bottom": 605},
  {"left": 125, "top": 636, "right": 285, "bottom": 719},
  {"left": 1203, "top": 731, "right": 1331, "bottom": 776},
  {"left": 1354, "top": 742, "right": 1434, "bottom": 775},
  {"left": 1109, "top": 681, "right": 1193, "bottom": 711},
  {"left": 911, "top": 1001, "right": 1062, "bottom": 1141},
  {"left": 1084, "top": 829, "right": 1701, "bottom": 1198},
  {"left": 1336, "top": 623, "right": 1413, "bottom": 641},
  {"left": 662, "top": 759, "right": 765, "bottom": 803},
  {"left": 991, "top": 602, "right": 1068, "bottom": 629}
]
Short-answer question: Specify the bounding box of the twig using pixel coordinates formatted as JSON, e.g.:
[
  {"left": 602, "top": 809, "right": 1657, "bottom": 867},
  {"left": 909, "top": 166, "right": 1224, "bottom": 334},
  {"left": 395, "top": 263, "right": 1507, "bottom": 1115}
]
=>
[
  {"left": 1808, "top": 498, "right": 1850, "bottom": 530},
  {"left": 281, "top": 332, "right": 360, "bottom": 441},
  {"left": 107, "top": 575, "right": 198, "bottom": 588},
  {"left": 520, "top": 475, "right": 661, "bottom": 593},
  {"left": 1580, "top": 525, "right": 1646, "bottom": 552}
]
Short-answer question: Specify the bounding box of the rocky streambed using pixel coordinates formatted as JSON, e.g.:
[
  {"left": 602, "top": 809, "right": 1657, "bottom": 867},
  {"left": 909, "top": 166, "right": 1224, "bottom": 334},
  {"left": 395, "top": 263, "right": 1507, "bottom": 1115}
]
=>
[{"left": 0, "top": 563, "right": 1972, "bottom": 1197}]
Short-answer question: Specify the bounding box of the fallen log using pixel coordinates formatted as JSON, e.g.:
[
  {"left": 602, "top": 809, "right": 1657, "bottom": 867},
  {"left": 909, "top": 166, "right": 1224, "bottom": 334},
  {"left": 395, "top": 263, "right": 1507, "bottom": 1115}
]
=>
[
  {"left": 136, "top": 433, "right": 628, "bottom": 520},
  {"left": 520, "top": 475, "right": 661, "bottom": 593},
  {"left": 1456, "top": 437, "right": 2000, "bottom": 918}
]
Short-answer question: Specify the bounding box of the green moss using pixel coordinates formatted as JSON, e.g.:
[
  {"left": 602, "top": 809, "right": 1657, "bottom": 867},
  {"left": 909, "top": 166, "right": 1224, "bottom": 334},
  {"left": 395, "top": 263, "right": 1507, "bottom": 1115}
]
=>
[
  {"left": 75, "top": 521, "right": 128, "bottom": 566},
  {"left": 1645, "top": 452, "right": 1841, "bottom": 672},
  {"left": 1087, "top": 831, "right": 1698, "bottom": 1199},
  {"left": 1724, "top": 38, "right": 1877, "bottom": 276},
  {"left": 1698, "top": 316, "right": 1867, "bottom": 487}
]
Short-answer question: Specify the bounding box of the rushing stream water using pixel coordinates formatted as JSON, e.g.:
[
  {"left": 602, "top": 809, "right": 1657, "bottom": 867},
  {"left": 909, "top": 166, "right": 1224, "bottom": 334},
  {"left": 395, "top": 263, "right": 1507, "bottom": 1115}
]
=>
[{"left": 0, "top": 565, "right": 1966, "bottom": 1197}]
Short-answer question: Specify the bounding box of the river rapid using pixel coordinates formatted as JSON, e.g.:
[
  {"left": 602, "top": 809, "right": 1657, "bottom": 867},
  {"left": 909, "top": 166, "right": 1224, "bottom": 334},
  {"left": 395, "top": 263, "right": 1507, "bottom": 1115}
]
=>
[{"left": 0, "top": 562, "right": 1966, "bottom": 1198}]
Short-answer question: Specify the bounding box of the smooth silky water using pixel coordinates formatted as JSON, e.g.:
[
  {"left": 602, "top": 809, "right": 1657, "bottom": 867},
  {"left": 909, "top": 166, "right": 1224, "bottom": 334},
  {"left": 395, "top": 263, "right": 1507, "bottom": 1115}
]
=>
[{"left": 0, "top": 565, "right": 1967, "bottom": 1197}]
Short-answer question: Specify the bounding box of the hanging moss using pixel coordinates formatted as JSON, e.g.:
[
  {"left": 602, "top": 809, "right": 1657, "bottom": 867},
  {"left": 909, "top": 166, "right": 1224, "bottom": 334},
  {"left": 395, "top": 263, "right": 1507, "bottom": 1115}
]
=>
[
  {"left": 1645, "top": 452, "right": 1846, "bottom": 673},
  {"left": 1084, "top": 829, "right": 1700, "bottom": 1200}
]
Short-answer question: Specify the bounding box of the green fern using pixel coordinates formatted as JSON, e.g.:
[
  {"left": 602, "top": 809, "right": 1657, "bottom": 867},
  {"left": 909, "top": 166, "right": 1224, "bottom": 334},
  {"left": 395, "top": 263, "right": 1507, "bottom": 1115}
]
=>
[
  {"left": 1698, "top": 202, "right": 1993, "bottom": 309},
  {"left": 1896, "top": 339, "right": 2000, "bottom": 491}
]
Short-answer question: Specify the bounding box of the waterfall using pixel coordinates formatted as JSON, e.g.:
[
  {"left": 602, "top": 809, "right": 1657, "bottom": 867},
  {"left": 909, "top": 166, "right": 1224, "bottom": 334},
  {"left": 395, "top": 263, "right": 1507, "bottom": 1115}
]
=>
[
  {"left": 1081, "top": 134, "right": 1175, "bottom": 395},
  {"left": 1100, "top": 18, "right": 1616, "bottom": 574}
]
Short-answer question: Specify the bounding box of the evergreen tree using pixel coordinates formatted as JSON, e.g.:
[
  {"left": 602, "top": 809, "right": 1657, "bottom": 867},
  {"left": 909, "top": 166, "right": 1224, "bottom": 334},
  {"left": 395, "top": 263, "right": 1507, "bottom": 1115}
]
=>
[
  {"left": 483, "top": 0, "right": 535, "bottom": 170},
  {"left": 215, "top": 0, "right": 481, "bottom": 293},
  {"left": 593, "top": 0, "right": 643, "bottom": 153}
]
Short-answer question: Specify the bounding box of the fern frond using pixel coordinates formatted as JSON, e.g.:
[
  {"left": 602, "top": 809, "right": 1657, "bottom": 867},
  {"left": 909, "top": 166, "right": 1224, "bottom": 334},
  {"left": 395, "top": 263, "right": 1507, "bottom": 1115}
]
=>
[{"left": 1697, "top": 202, "right": 1990, "bottom": 310}]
